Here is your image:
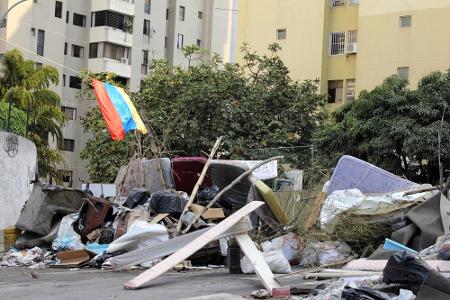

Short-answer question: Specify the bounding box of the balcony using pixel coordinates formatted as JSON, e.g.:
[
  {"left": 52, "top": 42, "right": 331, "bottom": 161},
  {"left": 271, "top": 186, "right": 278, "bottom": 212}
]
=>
[
  {"left": 91, "top": 0, "right": 134, "bottom": 16},
  {"left": 90, "top": 26, "right": 133, "bottom": 47},
  {"left": 88, "top": 58, "right": 131, "bottom": 78}
]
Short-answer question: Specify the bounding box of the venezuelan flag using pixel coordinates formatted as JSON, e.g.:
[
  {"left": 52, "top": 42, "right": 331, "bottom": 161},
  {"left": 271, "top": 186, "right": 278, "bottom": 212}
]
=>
[{"left": 92, "top": 79, "right": 148, "bottom": 140}]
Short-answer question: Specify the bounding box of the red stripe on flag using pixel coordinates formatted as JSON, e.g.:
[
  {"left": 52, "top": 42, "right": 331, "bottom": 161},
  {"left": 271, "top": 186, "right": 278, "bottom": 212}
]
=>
[{"left": 92, "top": 79, "right": 125, "bottom": 140}]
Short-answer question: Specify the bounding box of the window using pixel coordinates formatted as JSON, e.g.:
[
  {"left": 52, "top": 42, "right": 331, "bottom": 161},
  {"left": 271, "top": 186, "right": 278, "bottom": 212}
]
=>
[
  {"left": 400, "top": 15, "right": 411, "bottom": 28},
  {"left": 143, "top": 19, "right": 150, "bottom": 35},
  {"left": 328, "top": 80, "right": 344, "bottom": 103},
  {"left": 330, "top": 0, "right": 345, "bottom": 7},
  {"left": 116, "top": 76, "right": 128, "bottom": 86},
  {"left": 330, "top": 32, "right": 345, "bottom": 55},
  {"left": 346, "top": 79, "right": 356, "bottom": 101},
  {"left": 89, "top": 43, "right": 98, "bottom": 58},
  {"left": 37, "top": 29, "right": 45, "bottom": 56},
  {"left": 144, "top": 0, "right": 151, "bottom": 14},
  {"left": 347, "top": 30, "right": 357, "bottom": 43},
  {"left": 69, "top": 76, "right": 82, "bottom": 89},
  {"left": 61, "top": 106, "right": 77, "bottom": 120},
  {"left": 59, "top": 170, "right": 73, "bottom": 184},
  {"left": 62, "top": 74, "right": 66, "bottom": 87},
  {"left": 91, "top": 10, "right": 133, "bottom": 33},
  {"left": 198, "top": 11, "right": 203, "bottom": 19},
  {"left": 142, "top": 50, "right": 148, "bottom": 74},
  {"left": 71, "top": 44, "right": 84, "bottom": 58},
  {"left": 166, "top": 9, "right": 169, "bottom": 20},
  {"left": 179, "top": 6, "right": 185, "bottom": 21},
  {"left": 66, "top": 11, "right": 69, "bottom": 23},
  {"left": 73, "top": 13, "right": 86, "bottom": 27},
  {"left": 31, "top": 27, "right": 36, "bottom": 36},
  {"left": 349, "top": 0, "right": 359, "bottom": 5},
  {"left": 397, "top": 67, "right": 409, "bottom": 79},
  {"left": 61, "top": 139, "right": 75, "bottom": 152},
  {"left": 64, "top": 42, "right": 67, "bottom": 55},
  {"left": 165, "top": 36, "right": 168, "bottom": 49},
  {"left": 103, "top": 43, "right": 130, "bottom": 61},
  {"left": 55, "top": 1, "right": 62, "bottom": 18},
  {"left": 276, "top": 29, "right": 286, "bottom": 40},
  {"left": 196, "top": 39, "right": 202, "bottom": 47},
  {"left": 177, "top": 34, "right": 184, "bottom": 49}
]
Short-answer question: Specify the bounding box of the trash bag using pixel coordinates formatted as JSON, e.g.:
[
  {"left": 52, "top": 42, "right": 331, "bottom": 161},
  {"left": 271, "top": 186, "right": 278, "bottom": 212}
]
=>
[
  {"left": 124, "top": 188, "right": 150, "bottom": 209},
  {"left": 52, "top": 214, "right": 84, "bottom": 251},
  {"left": 196, "top": 186, "right": 219, "bottom": 206},
  {"left": 241, "top": 250, "right": 291, "bottom": 274},
  {"left": 300, "top": 241, "right": 352, "bottom": 266},
  {"left": 261, "top": 233, "right": 301, "bottom": 263},
  {"left": 383, "top": 251, "right": 450, "bottom": 298},
  {"left": 149, "top": 191, "right": 188, "bottom": 214}
]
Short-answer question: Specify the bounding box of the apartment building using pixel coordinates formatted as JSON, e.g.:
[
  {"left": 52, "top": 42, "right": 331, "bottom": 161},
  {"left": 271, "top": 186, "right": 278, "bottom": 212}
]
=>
[
  {"left": 0, "top": 0, "right": 237, "bottom": 187},
  {"left": 237, "top": 0, "right": 450, "bottom": 108}
]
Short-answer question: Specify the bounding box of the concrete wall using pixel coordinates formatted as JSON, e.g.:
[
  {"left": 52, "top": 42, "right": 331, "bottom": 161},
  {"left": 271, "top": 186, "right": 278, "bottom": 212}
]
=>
[{"left": 0, "top": 131, "right": 37, "bottom": 230}]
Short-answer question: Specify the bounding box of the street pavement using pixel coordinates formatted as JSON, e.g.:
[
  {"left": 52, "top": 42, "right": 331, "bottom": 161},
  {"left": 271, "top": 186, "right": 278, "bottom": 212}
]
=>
[{"left": 0, "top": 267, "right": 261, "bottom": 300}]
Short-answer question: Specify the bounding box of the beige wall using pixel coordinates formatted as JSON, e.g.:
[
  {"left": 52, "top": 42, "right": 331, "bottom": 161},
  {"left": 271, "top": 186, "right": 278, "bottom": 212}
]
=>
[
  {"left": 357, "top": 0, "right": 450, "bottom": 93},
  {"left": 237, "top": 0, "right": 326, "bottom": 83},
  {"left": 237, "top": 0, "right": 450, "bottom": 104}
]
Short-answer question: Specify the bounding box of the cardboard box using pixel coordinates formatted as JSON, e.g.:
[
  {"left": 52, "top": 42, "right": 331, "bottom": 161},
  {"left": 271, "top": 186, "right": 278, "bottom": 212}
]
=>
[{"left": 191, "top": 204, "right": 225, "bottom": 220}]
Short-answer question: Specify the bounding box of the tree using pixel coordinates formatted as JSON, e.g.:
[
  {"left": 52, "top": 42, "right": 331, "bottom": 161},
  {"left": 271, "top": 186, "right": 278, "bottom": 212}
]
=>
[
  {"left": 314, "top": 72, "right": 450, "bottom": 184},
  {"left": 81, "top": 44, "right": 328, "bottom": 183},
  {"left": 0, "top": 49, "right": 66, "bottom": 180}
]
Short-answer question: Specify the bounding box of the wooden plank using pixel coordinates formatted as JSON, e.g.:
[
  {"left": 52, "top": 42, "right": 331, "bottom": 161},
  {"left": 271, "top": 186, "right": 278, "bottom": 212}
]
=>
[
  {"left": 149, "top": 213, "right": 169, "bottom": 224},
  {"left": 123, "top": 201, "right": 264, "bottom": 289},
  {"left": 234, "top": 233, "right": 282, "bottom": 296},
  {"left": 175, "top": 137, "right": 222, "bottom": 233},
  {"left": 111, "top": 217, "right": 253, "bottom": 270},
  {"left": 182, "top": 156, "right": 283, "bottom": 233},
  {"left": 342, "top": 259, "right": 450, "bottom": 272}
]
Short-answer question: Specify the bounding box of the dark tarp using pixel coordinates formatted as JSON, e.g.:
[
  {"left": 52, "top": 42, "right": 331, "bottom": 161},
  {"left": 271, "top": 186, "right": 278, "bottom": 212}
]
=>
[{"left": 15, "top": 183, "right": 85, "bottom": 236}]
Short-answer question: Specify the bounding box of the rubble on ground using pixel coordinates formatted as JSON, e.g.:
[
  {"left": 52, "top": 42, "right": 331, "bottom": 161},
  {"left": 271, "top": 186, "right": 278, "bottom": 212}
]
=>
[{"left": 1, "top": 153, "right": 449, "bottom": 299}]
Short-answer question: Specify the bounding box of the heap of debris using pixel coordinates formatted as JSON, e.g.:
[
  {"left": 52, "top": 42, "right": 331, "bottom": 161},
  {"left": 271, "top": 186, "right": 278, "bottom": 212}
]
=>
[{"left": 1, "top": 151, "right": 450, "bottom": 299}]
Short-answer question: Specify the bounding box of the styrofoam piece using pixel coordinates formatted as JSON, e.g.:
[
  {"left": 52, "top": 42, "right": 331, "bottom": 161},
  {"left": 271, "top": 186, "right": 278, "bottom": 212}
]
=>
[{"left": 328, "top": 155, "right": 417, "bottom": 194}]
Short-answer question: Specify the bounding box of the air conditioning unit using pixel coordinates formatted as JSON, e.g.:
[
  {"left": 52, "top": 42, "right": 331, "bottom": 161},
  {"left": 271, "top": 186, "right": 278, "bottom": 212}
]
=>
[
  {"left": 120, "top": 57, "right": 129, "bottom": 64},
  {"left": 346, "top": 43, "right": 357, "bottom": 54}
]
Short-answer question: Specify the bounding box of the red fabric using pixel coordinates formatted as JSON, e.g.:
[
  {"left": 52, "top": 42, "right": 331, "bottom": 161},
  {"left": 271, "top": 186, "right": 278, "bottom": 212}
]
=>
[
  {"left": 92, "top": 79, "right": 125, "bottom": 140},
  {"left": 172, "top": 157, "right": 213, "bottom": 194}
]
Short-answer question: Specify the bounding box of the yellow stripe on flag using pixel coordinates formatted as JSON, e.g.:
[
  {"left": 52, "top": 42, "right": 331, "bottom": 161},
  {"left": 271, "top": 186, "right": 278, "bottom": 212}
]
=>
[{"left": 116, "top": 88, "right": 148, "bottom": 135}]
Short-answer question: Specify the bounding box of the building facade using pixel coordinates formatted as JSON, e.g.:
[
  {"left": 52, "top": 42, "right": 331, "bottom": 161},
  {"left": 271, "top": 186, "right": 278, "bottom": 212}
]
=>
[
  {"left": 0, "top": 0, "right": 237, "bottom": 187},
  {"left": 237, "top": 0, "right": 450, "bottom": 108}
]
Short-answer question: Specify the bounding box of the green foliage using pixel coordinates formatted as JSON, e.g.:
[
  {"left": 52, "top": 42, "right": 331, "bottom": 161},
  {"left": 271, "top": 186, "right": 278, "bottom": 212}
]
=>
[
  {"left": 81, "top": 44, "right": 328, "bottom": 183},
  {"left": 315, "top": 72, "right": 450, "bottom": 184},
  {"left": 0, "top": 49, "right": 66, "bottom": 180},
  {"left": 0, "top": 102, "right": 26, "bottom": 135}
]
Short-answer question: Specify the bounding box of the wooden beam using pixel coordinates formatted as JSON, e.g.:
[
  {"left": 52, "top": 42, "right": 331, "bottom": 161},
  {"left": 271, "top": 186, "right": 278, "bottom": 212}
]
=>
[
  {"left": 182, "top": 156, "right": 283, "bottom": 234},
  {"left": 123, "top": 201, "right": 265, "bottom": 289},
  {"left": 111, "top": 217, "right": 253, "bottom": 270},
  {"left": 175, "top": 137, "right": 222, "bottom": 233},
  {"left": 234, "top": 233, "right": 284, "bottom": 296}
]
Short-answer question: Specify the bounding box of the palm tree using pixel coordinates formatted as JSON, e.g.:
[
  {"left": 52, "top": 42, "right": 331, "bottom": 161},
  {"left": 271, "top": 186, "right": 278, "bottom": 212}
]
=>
[{"left": 0, "top": 49, "right": 66, "bottom": 180}]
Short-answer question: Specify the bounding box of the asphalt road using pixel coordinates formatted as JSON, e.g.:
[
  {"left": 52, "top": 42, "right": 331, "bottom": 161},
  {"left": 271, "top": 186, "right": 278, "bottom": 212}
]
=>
[{"left": 0, "top": 267, "right": 262, "bottom": 300}]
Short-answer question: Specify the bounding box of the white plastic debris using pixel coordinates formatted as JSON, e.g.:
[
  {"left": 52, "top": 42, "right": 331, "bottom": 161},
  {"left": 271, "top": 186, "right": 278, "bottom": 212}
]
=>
[
  {"left": 1, "top": 246, "right": 44, "bottom": 267},
  {"left": 52, "top": 213, "right": 84, "bottom": 251},
  {"left": 107, "top": 221, "right": 168, "bottom": 253},
  {"left": 261, "top": 233, "right": 300, "bottom": 262},
  {"left": 241, "top": 250, "right": 291, "bottom": 274}
]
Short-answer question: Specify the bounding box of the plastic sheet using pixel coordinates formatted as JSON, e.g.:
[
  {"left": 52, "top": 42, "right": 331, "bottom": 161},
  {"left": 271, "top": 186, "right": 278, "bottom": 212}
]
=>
[
  {"left": 261, "top": 233, "right": 301, "bottom": 263},
  {"left": 107, "top": 221, "right": 169, "bottom": 253},
  {"left": 300, "top": 241, "right": 352, "bottom": 266},
  {"left": 52, "top": 214, "right": 84, "bottom": 251},
  {"left": 241, "top": 250, "right": 292, "bottom": 274}
]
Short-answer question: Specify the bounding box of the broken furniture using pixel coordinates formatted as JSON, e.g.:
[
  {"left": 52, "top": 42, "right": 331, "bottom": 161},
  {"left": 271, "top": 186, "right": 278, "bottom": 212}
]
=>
[
  {"left": 123, "top": 201, "right": 290, "bottom": 297},
  {"left": 172, "top": 157, "right": 213, "bottom": 194}
]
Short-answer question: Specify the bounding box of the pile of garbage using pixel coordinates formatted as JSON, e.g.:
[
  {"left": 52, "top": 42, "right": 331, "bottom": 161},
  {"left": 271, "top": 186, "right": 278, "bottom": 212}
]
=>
[{"left": 2, "top": 154, "right": 450, "bottom": 300}]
